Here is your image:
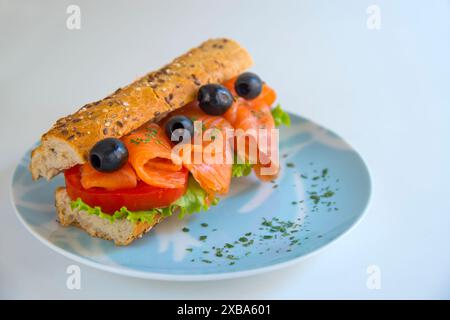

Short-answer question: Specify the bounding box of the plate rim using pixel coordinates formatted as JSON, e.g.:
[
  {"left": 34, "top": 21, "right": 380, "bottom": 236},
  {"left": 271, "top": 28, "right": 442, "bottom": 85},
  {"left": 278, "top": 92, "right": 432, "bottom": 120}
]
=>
[{"left": 9, "top": 113, "right": 372, "bottom": 281}]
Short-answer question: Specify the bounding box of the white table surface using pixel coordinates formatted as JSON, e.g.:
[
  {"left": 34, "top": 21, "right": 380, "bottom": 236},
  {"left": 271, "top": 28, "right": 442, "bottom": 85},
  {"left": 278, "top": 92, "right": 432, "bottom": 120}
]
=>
[{"left": 1, "top": 0, "right": 449, "bottom": 299}]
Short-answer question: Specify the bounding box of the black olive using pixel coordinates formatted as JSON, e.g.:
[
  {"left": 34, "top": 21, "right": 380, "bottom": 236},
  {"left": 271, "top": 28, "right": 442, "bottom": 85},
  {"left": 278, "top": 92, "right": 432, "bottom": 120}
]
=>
[
  {"left": 198, "top": 84, "right": 233, "bottom": 116},
  {"left": 165, "top": 115, "right": 194, "bottom": 144},
  {"left": 89, "top": 138, "right": 128, "bottom": 172},
  {"left": 234, "top": 72, "right": 263, "bottom": 100}
]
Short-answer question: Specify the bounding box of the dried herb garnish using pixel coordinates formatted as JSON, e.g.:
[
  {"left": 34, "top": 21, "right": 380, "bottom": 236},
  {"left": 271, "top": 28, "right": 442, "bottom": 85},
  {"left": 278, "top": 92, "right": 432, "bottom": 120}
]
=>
[
  {"left": 286, "top": 162, "right": 295, "bottom": 168},
  {"left": 184, "top": 166, "right": 339, "bottom": 265}
]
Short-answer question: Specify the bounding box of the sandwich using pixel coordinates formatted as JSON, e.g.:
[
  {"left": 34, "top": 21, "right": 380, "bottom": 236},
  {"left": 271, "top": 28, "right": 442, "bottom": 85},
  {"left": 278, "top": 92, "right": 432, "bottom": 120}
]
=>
[{"left": 30, "top": 38, "right": 290, "bottom": 245}]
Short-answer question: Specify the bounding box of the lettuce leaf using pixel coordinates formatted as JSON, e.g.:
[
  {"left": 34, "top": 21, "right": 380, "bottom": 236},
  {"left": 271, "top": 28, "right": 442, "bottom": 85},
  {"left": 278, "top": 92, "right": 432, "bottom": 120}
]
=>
[
  {"left": 232, "top": 154, "right": 253, "bottom": 178},
  {"left": 70, "top": 198, "right": 158, "bottom": 224},
  {"left": 232, "top": 162, "right": 253, "bottom": 178},
  {"left": 271, "top": 104, "right": 291, "bottom": 127},
  {"left": 170, "top": 177, "right": 218, "bottom": 219},
  {"left": 231, "top": 153, "right": 253, "bottom": 178},
  {"left": 70, "top": 177, "right": 218, "bottom": 223}
]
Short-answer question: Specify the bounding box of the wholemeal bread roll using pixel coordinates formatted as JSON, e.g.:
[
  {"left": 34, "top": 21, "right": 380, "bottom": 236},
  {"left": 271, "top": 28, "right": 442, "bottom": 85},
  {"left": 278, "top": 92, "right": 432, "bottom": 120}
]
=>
[
  {"left": 55, "top": 187, "right": 162, "bottom": 245},
  {"left": 31, "top": 38, "right": 253, "bottom": 180}
]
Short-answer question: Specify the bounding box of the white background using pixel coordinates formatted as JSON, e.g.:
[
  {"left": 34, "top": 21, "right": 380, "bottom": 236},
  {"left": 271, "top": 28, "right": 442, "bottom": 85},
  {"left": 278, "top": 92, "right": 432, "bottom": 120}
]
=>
[{"left": 1, "top": 0, "right": 449, "bottom": 299}]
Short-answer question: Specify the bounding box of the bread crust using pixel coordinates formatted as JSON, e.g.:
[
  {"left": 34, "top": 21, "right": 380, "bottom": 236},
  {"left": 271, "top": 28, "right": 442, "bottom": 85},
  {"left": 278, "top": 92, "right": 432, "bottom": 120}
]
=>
[
  {"left": 31, "top": 38, "right": 253, "bottom": 180},
  {"left": 55, "top": 187, "right": 162, "bottom": 245}
]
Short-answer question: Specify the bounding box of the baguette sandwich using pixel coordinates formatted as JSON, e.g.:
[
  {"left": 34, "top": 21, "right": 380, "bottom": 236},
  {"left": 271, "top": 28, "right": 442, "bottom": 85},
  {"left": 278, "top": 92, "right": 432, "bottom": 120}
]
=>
[{"left": 30, "top": 38, "right": 290, "bottom": 245}]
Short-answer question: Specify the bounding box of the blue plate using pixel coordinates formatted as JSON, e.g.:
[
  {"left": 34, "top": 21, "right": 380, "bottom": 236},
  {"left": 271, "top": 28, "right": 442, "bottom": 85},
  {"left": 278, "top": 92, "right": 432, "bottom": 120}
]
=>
[{"left": 10, "top": 113, "right": 371, "bottom": 281}]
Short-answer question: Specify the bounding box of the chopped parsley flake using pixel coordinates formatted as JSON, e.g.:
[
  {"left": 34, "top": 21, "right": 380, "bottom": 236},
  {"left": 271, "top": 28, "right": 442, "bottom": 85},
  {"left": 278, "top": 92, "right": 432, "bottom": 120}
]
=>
[
  {"left": 286, "top": 163, "right": 295, "bottom": 168},
  {"left": 183, "top": 166, "right": 339, "bottom": 266}
]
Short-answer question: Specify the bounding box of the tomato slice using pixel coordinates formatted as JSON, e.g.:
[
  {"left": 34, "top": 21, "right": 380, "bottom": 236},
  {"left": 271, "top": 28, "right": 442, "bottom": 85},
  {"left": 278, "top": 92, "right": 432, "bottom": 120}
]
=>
[{"left": 65, "top": 165, "right": 188, "bottom": 214}]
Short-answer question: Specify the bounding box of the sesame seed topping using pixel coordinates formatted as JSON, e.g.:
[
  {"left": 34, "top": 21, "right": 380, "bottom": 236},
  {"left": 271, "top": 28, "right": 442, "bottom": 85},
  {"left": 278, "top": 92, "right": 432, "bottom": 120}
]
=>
[
  {"left": 105, "top": 121, "right": 111, "bottom": 127},
  {"left": 123, "top": 101, "right": 129, "bottom": 106},
  {"left": 102, "top": 108, "right": 108, "bottom": 113}
]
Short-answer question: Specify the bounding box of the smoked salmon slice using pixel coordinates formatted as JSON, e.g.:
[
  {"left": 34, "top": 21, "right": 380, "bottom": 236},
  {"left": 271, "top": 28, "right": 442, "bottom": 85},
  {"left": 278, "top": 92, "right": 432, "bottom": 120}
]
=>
[
  {"left": 223, "top": 81, "right": 280, "bottom": 181},
  {"left": 80, "top": 80, "right": 279, "bottom": 195},
  {"left": 164, "top": 102, "right": 233, "bottom": 195},
  {"left": 80, "top": 162, "right": 137, "bottom": 190},
  {"left": 122, "top": 123, "right": 187, "bottom": 189}
]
